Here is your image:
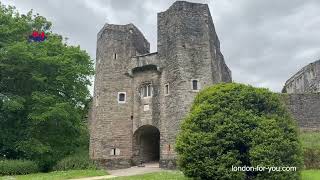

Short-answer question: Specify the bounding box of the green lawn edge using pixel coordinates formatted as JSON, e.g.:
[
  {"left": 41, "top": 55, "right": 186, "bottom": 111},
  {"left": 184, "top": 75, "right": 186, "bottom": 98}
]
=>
[
  {"left": 108, "top": 170, "right": 320, "bottom": 180},
  {"left": 0, "top": 169, "right": 108, "bottom": 180},
  {"left": 301, "top": 170, "right": 320, "bottom": 180},
  {"left": 1, "top": 169, "right": 320, "bottom": 180}
]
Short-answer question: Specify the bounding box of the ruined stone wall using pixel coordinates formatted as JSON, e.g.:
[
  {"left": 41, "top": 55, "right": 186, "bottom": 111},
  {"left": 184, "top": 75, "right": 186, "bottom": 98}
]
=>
[
  {"left": 90, "top": 24, "right": 150, "bottom": 169},
  {"left": 157, "top": 1, "right": 232, "bottom": 168},
  {"left": 129, "top": 53, "right": 159, "bottom": 71},
  {"left": 283, "top": 60, "right": 320, "bottom": 93},
  {"left": 281, "top": 93, "right": 320, "bottom": 131},
  {"left": 282, "top": 60, "right": 320, "bottom": 131}
]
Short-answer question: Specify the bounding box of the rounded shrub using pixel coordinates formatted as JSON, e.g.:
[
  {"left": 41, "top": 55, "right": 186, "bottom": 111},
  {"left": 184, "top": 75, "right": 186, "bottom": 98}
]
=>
[
  {"left": 0, "top": 159, "right": 39, "bottom": 175},
  {"left": 53, "top": 151, "right": 97, "bottom": 171},
  {"left": 176, "top": 83, "right": 303, "bottom": 180}
]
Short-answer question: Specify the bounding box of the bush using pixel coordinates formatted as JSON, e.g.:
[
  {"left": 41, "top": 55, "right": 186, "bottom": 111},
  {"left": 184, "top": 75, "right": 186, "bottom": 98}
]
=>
[
  {"left": 0, "top": 159, "right": 39, "bottom": 175},
  {"left": 176, "top": 83, "right": 303, "bottom": 180},
  {"left": 53, "top": 151, "right": 97, "bottom": 171}
]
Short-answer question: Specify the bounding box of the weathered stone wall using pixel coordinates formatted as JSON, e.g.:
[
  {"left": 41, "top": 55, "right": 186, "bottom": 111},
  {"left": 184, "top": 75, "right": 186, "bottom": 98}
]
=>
[
  {"left": 157, "top": 1, "right": 231, "bottom": 169},
  {"left": 207, "top": 11, "right": 232, "bottom": 83},
  {"left": 90, "top": 24, "right": 150, "bottom": 169},
  {"left": 281, "top": 93, "right": 320, "bottom": 131},
  {"left": 283, "top": 60, "right": 320, "bottom": 93},
  {"left": 132, "top": 69, "right": 161, "bottom": 132}
]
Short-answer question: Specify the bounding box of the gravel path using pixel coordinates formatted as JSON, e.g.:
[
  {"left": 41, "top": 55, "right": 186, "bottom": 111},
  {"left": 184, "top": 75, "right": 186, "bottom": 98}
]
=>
[{"left": 70, "top": 162, "right": 163, "bottom": 180}]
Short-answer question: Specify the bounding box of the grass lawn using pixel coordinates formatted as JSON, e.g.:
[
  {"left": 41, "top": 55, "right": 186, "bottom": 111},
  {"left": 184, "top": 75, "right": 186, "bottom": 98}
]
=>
[
  {"left": 301, "top": 170, "right": 320, "bottom": 180},
  {"left": 106, "top": 170, "right": 320, "bottom": 180},
  {"left": 1, "top": 169, "right": 320, "bottom": 180},
  {"left": 0, "top": 169, "right": 108, "bottom": 180},
  {"left": 300, "top": 132, "right": 320, "bottom": 149}
]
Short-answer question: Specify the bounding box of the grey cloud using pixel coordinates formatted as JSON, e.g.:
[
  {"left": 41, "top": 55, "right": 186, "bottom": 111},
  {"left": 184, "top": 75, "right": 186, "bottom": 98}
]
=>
[
  {"left": 2, "top": 0, "right": 320, "bottom": 92},
  {"left": 209, "top": 0, "right": 320, "bottom": 91}
]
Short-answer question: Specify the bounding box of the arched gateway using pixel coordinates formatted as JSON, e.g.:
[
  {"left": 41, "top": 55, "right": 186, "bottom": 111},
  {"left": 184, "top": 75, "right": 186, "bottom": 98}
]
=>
[{"left": 132, "top": 125, "right": 160, "bottom": 165}]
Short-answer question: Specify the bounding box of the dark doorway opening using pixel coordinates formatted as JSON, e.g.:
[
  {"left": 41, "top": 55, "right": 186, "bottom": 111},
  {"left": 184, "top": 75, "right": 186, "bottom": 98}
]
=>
[{"left": 132, "top": 125, "right": 160, "bottom": 164}]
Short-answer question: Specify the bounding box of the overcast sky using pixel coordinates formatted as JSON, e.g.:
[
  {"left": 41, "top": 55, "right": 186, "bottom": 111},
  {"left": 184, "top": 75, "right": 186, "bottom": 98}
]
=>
[{"left": 2, "top": 0, "right": 320, "bottom": 92}]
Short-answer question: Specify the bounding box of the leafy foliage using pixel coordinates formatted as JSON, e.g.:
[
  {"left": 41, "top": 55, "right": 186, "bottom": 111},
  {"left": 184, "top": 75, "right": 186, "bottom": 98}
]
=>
[
  {"left": 176, "top": 83, "right": 303, "bottom": 180},
  {"left": 0, "top": 3, "right": 94, "bottom": 171},
  {"left": 53, "top": 151, "right": 98, "bottom": 171},
  {"left": 0, "top": 159, "right": 39, "bottom": 175}
]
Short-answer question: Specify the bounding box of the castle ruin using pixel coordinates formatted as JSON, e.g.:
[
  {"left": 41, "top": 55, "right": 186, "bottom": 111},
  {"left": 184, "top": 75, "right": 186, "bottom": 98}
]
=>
[
  {"left": 282, "top": 59, "right": 320, "bottom": 131},
  {"left": 89, "top": 1, "right": 320, "bottom": 170},
  {"left": 283, "top": 59, "right": 320, "bottom": 93}
]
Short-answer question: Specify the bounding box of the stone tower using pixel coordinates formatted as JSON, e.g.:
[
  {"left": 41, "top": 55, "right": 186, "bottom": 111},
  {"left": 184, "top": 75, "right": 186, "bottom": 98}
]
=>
[
  {"left": 90, "top": 24, "right": 150, "bottom": 168},
  {"left": 157, "top": 1, "right": 231, "bottom": 168},
  {"left": 90, "top": 1, "right": 232, "bottom": 169}
]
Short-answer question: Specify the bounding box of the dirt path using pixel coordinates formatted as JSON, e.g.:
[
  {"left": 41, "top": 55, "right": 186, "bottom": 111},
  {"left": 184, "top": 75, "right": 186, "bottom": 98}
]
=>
[
  {"left": 108, "top": 162, "right": 163, "bottom": 177},
  {"left": 70, "top": 175, "right": 117, "bottom": 180},
  {"left": 70, "top": 162, "right": 163, "bottom": 180}
]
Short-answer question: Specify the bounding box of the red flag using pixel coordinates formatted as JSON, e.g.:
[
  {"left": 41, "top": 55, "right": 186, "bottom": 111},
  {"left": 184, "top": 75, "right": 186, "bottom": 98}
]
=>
[
  {"left": 32, "top": 31, "right": 39, "bottom": 38},
  {"left": 40, "top": 31, "right": 45, "bottom": 39}
]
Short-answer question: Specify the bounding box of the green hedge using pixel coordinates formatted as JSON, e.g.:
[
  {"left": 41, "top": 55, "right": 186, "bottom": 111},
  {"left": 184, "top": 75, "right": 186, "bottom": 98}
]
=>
[
  {"left": 0, "top": 159, "right": 39, "bottom": 175},
  {"left": 53, "top": 151, "right": 97, "bottom": 171}
]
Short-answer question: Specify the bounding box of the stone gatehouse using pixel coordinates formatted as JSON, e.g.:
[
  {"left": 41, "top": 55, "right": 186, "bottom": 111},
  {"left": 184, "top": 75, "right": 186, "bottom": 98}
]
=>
[
  {"left": 89, "top": 0, "right": 320, "bottom": 170},
  {"left": 89, "top": 1, "right": 232, "bottom": 169}
]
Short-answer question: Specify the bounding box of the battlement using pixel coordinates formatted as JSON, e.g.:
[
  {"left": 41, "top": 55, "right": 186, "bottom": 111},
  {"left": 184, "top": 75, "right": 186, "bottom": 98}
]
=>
[
  {"left": 97, "top": 23, "right": 150, "bottom": 57},
  {"left": 161, "top": 1, "right": 208, "bottom": 13},
  {"left": 98, "top": 23, "right": 130, "bottom": 38},
  {"left": 98, "top": 23, "right": 147, "bottom": 40}
]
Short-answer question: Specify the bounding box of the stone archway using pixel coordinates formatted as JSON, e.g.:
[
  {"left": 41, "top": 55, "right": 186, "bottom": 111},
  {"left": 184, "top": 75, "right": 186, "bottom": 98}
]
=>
[{"left": 132, "top": 125, "right": 160, "bottom": 165}]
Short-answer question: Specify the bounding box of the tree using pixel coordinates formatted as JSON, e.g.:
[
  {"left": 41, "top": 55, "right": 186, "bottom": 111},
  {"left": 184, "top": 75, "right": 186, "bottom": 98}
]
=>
[
  {"left": 0, "top": 3, "right": 94, "bottom": 170},
  {"left": 176, "top": 83, "right": 303, "bottom": 180}
]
